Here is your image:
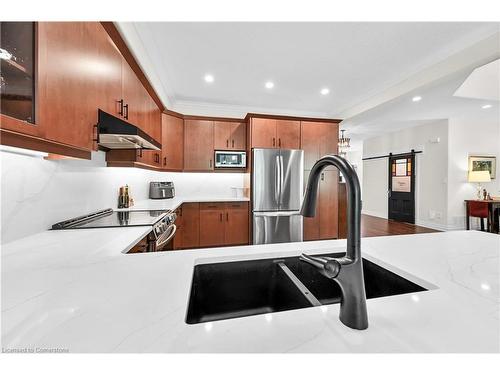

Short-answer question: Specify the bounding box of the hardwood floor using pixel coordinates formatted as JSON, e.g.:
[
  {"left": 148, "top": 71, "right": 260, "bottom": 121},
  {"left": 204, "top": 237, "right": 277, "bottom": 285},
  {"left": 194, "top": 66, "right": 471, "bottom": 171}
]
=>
[{"left": 361, "top": 214, "right": 439, "bottom": 238}]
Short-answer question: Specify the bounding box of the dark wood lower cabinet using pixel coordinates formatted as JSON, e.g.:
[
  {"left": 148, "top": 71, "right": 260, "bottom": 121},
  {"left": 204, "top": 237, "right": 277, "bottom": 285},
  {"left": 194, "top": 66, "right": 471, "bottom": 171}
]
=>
[
  {"left": 338, "top": 183, "right": 347, "bottom": 239},
  {"left": 224, "top": 202, "right": 249, "bottom": 245},
  {"left": 303, "top": 170, "right": 339, "bottom": 241},
  {"left": 180, "top": 203, "right": 200, "bottom": 249},
  {"left": 199, "top": 203, "right": 226, "bottom": 247},
  {"left": 173, "top": 201, "right": 249, "bottom": 250}
]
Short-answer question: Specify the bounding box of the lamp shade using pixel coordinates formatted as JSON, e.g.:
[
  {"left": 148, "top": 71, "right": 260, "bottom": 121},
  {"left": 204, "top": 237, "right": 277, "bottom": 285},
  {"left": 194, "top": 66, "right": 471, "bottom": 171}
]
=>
[{"left": 468, "top": 170, "right": 491, "bottom": 183}]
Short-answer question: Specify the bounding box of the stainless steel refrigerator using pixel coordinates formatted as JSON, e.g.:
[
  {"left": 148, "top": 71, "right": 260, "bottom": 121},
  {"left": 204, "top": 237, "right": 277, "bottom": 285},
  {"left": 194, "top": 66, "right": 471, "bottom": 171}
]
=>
[{"left": 252, "top": 148, "right": 304, "bottom": 244}]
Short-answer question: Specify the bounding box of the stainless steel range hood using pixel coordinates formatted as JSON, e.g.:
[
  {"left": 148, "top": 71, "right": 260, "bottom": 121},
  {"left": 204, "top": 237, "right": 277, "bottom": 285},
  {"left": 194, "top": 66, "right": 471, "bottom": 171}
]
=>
[{"left": 97, "top": 109, "right": 161, "bottom": 150}]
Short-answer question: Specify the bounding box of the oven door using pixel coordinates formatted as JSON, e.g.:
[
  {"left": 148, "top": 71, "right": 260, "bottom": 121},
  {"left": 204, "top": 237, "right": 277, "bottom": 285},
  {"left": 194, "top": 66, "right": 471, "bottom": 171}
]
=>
[
  {"left": 151, "top": 224, "right": 177, "bottom": 251},
  {"left": 215, "top": 151, "right": 246, "bottom": 168}
]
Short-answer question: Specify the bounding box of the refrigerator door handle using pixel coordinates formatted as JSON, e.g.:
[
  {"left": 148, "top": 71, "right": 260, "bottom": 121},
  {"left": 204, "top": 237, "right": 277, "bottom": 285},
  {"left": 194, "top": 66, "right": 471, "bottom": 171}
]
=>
[
  {"left": 253, "top": 211, "right": 302, "bottom": 217},
  {"left": 275, "top": 155, "right": 280, "bottom": 205},
  {"left": 279, "top": 154, "right": 284, "bottom": 206}
]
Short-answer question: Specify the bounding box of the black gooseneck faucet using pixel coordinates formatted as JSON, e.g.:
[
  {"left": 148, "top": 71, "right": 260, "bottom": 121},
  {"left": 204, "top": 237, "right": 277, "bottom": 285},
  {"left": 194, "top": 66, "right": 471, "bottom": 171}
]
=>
[{"left": 300, "top": 154, "right": 368, "bottom": 330}]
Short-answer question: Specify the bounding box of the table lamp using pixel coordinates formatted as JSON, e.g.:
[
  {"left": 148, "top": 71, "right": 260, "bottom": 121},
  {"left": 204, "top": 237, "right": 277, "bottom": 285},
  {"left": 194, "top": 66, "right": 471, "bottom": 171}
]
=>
[{"left": 468, "top": 170, "right": 491, "bottom": 199}]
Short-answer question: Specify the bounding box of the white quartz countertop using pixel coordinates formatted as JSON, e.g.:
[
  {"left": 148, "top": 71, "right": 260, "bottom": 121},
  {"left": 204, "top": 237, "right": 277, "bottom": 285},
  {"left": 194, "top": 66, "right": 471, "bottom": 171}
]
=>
[
  {"left": 1, "top": 229, "right": 499, "bottom": 353},
  {"left": 117, "top": 196, "right": 250, "bottom": 212}
]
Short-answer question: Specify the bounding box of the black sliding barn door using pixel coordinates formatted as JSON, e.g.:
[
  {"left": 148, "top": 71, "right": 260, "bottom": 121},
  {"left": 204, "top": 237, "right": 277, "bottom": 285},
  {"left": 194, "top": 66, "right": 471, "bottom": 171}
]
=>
[{"left": 388, "top": 152, "right": 415, "bottom": 223}]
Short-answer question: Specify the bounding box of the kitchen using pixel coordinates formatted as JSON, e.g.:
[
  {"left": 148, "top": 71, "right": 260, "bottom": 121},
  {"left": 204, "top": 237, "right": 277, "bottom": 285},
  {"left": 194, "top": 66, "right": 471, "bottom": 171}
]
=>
[{"left": 1, "top": 4, "right": 500, "bottom": 374}]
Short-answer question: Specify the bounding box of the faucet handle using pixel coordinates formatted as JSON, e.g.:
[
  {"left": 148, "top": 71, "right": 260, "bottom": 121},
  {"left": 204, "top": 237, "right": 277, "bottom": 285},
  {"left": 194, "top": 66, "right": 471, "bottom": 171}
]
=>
[{"left": 300, "top": 254, "right": 341, "bottom": 279}]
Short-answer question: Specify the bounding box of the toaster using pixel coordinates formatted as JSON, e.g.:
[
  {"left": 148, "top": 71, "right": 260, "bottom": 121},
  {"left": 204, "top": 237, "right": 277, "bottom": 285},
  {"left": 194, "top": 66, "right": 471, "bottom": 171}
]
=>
[{"left": 149, "top": 181, "right": 175, "bottom": 199}]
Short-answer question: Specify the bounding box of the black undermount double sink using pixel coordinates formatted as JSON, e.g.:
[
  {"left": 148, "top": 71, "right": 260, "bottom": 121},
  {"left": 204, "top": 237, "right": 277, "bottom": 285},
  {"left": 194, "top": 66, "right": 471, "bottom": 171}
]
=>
[{"left": 186, "top": 252, "right": 427, "bottom": 324}]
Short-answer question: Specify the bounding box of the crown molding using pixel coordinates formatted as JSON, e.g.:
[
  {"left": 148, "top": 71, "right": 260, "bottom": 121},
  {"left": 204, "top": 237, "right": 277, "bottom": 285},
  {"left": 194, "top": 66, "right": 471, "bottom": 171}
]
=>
[{"left": 170, "top": 99, "right": 334, "bottom": 120}]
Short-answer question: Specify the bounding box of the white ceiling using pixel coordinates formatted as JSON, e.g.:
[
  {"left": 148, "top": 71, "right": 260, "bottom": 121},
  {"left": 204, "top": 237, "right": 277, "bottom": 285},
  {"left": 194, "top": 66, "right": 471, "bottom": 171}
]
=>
[
  {"left": 119, "top": 22, "right": 499, "bottom": 119},
  {"left": 342, "top": 62, "right": 500, "bottom": 143}
]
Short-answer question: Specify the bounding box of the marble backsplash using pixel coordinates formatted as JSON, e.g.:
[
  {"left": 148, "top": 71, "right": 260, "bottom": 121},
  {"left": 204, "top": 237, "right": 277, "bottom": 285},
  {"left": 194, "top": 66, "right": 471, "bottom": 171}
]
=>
[{"left": 0, "top": 146, "right": 247, "bottom": 244}]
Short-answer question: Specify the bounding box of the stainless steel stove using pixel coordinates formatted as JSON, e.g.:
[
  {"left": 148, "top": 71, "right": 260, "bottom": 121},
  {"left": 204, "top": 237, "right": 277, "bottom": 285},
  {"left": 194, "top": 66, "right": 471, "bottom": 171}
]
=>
[{"left": 52, "top": 208, "right": 177, "bottom": 252}]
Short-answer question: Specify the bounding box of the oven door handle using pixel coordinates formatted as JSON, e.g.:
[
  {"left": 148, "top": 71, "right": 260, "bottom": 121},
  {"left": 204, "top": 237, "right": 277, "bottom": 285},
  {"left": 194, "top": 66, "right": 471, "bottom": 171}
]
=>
[{"left": 155, "top": 224, "right": 177, "bottom": 250}]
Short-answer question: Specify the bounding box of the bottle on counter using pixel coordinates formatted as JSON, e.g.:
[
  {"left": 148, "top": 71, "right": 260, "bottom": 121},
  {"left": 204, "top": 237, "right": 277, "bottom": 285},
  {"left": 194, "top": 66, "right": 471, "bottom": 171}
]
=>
[
  {"left": 118, "top": 186, "right": 125, "bottom": 209},
  {"left": 124, "top": 185, "right": 130, "bottom": 208}
]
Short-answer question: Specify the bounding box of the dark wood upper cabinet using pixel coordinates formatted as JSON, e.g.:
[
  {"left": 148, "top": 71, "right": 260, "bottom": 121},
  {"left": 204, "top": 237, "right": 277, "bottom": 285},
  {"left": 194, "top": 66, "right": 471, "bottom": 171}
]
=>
[
  {"left": 301, "top": 121, "right": 339, "bottom": 169},
  {"left": 214, "top": 121, "right": 231, "bottom": 150},
  {"left": 230, "top": 122, "right": 246, "bottom": 150},
  {"left": 276, "top": 120, "right": 300, "bottom": 149},
  {"left": 121, "top": 58, "right": 142, "bottom": 128},
  {"left": 38, "top": 22, "right": 100, "bottom": 151},
  {"left": 250, "top": 117, "right": 276, "bottom": 148},
  {"left": 249, "top": 117, "right": 300, "bottom": 149},
  {"left": 184, "top": 119, "right": 214, "bottom": 171},
  {"left": 94, "top": 23, "right": 122, "bottom": 120},
  {"left": 214, "top": 121, "right": 246, "bottom": 150},
  {"left": 161, "top": 113, "right": 184, "bottom": 170}
]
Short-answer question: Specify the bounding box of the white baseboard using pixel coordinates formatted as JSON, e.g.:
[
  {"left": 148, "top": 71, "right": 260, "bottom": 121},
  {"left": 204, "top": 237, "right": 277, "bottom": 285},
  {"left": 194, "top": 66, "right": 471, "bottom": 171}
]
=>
[
  {"left": 360, "top": 211, "right": 464, "bottom": 232},
  {"left": 361, "top": 210, "right": 387, "bottom": 219},
  {"left": 415, "top": 220, "right": 462, "bottom": 232}
]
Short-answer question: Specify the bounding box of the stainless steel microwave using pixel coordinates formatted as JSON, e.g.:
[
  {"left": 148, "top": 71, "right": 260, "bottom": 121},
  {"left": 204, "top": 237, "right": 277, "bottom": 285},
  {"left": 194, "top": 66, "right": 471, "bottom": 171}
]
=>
[{"left": 214, "top": 151, "right": 247, "bottom": 168}]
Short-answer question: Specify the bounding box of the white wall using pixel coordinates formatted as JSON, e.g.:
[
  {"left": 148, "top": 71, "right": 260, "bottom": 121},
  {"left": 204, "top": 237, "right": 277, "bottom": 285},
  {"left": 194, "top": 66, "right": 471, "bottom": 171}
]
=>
[
  {"left": 362, "top": 120, "right": 449, "bottom": 230},
  {"left": 447, "top": 118, "right": 500, "bottom": 229},
  {"left": 344, "top": 149, "right": 363, "bottom": 193},
  {"left": 0, "top": 147, "right": 247, "bottom": 244}
]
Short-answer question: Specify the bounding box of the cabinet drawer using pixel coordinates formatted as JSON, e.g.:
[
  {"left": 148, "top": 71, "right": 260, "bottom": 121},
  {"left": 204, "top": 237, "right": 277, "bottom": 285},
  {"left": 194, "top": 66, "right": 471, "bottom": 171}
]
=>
[
  {"left": 200, "top": 202, "right": 225, "bottom": 210},
  {"left": 225, "top": 202, "right": 249, "bottom": 210}
]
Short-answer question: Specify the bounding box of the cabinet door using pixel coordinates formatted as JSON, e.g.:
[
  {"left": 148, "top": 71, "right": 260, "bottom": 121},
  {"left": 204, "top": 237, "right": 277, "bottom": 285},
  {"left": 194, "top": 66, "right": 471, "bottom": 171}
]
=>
[
  {"left": 225, "top": 202, "right": 249, "bottom": 245},
  {"left": 250, "top": 118, "right": 276, "bottom": 148},
  {"left": 161, "top": 113, "right": 184, "bottom": 170},
  {"left": 172, "top": 206, "right": 183, "bottom": 250},
  {"left": 181, "top": 203, "right": 200, "bottom": 249},
  {"left": 184, "top": 119, "right": 214, "bottom": 171},
  {"left": 276, "top": 120, "right": 300, "bottom": 149},
  {"left": 121, "top": 58, "right": 142, "bottom": 127},
  {"left": 301, "top": 121, "right": 322, "bottom": 170},
  {"left": 214, "top": 121, "right": 231, "bottom": 150},
  {"left": 319, "top": 170, "right": 339, "bottom": 239},
  {"left": 94, "top": 23, "right": 122, "bottom": 119},
  {"left": 303, "top": 169, "right": 321, "bottom": 241},
  {"left": 38, "top": 22, "right": 98, "bottom": 150},
  {"left": 230, "top": 122, "right": 246, "bottom": 150},
  {"left": 200, "top": 207, "right": 226, "bottom": 247},
  {"left": 146, "top": 95, "right": 161, "bottom": 142},
  {"left": 319, "top": 122, "right": 338, "bottom": 155}
]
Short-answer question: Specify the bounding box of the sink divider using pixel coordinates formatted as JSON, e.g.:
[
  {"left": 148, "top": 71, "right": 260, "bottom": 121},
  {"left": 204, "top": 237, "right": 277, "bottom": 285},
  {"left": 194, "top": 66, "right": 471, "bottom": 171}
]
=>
[{"left": 276, "top": 262, "right": 322, "bottom": 307}]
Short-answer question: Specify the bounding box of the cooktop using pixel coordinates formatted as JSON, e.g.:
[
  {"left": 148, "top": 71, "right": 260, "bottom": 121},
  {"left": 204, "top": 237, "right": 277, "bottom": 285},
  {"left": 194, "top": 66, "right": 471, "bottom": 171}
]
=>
[{"left": 52, "top": 208, "right": 168, "bottom": 229}]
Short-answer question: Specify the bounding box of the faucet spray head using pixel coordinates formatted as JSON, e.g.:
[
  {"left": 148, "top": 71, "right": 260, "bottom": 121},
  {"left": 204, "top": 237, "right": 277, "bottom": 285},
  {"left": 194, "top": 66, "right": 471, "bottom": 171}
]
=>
[{"left": 300, "top": 174, "right": 320, "bottom": 217}]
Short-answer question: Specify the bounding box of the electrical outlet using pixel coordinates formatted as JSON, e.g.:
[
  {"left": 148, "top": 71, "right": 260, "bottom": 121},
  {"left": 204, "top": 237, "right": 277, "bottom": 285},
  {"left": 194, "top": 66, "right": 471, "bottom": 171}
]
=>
[{"left": 436, "top": 212, "right": 442, "bottom": 219}]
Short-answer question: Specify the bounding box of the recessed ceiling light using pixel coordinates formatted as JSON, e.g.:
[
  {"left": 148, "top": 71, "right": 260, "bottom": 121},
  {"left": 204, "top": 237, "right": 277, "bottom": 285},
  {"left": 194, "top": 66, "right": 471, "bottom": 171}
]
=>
[
  {"left": 265, "top": 81, "right": 274, "bottom": 89},
  {"left": 481, "top": 104, "right": 492, "bottom": 109},
  {"left": 204, "top": 74, "right": 214, "bottom": 83},
  {"left": 412, "top": 96, "right": 422, "bottom": 102},
  {"left": 320, "top": 88, "right": 330, "bottom": 95}
]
